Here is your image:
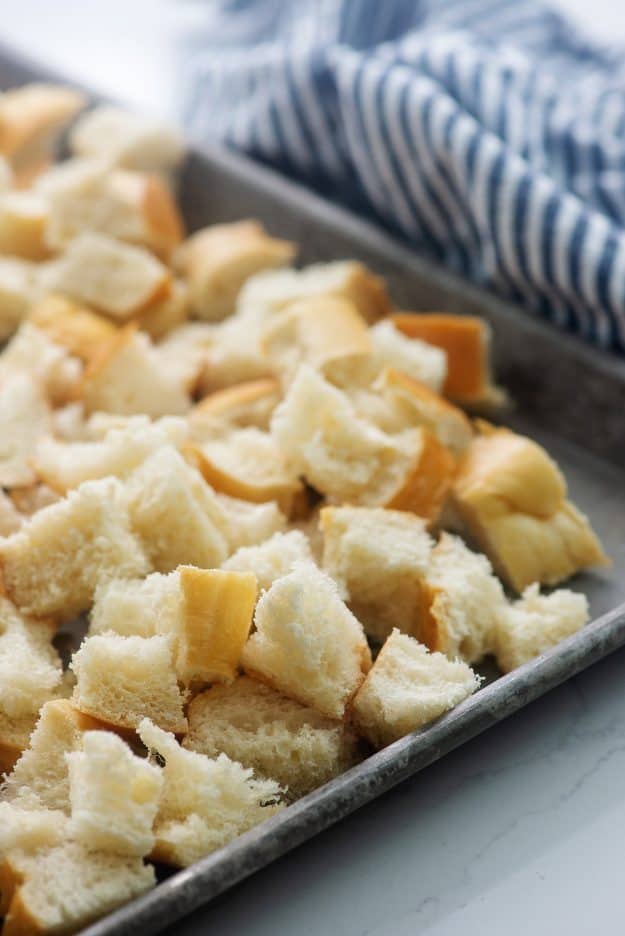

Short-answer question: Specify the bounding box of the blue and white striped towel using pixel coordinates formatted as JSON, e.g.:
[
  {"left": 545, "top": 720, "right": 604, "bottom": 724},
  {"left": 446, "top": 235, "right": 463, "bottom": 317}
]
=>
[{"left": 185, "top": 0, "right": 625, "bottom": 352}]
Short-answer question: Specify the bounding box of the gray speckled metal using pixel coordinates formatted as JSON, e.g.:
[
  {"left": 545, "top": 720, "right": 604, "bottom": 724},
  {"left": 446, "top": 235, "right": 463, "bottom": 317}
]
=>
[{"left": 0, "top": 42, "right": 623, "bottom": 936}]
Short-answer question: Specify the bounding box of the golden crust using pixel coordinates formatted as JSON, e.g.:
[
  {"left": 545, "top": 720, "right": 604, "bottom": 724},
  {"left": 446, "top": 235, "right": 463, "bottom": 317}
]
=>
[
  {"left": 191, "top": 378, "right": 281, "bottom": 431},
  {"left": 385, "top": 429, "right": 456, "bottom": 524},
  {"left": 29, "top": 294, "right": 118, "bottom": 364},
  {"left": 110, "top": 169, "right": 185, "bottom": 256},
  {"left": 0, "top": 84, "right": 85, "bottom": 161}
]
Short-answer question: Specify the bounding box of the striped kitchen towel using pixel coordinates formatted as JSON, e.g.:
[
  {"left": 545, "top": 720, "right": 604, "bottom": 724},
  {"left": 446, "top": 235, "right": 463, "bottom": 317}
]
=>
[{"left": 185, "top": 0, "right": 625, "bottom": 352}]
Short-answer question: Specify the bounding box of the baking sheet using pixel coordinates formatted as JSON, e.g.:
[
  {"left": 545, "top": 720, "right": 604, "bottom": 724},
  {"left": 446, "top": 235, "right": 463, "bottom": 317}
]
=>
[{"left": 0, "top": 42, "right": 623, "bottom": 936}]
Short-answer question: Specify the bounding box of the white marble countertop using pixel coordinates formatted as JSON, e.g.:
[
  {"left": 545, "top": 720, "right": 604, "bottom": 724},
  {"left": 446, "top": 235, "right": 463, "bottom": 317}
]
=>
[{"left": 1, "top": 4, "right": 624, "bottom": 934}]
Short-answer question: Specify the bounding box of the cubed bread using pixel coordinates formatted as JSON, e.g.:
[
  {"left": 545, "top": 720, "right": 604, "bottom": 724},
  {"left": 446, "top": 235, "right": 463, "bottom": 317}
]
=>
[
  {"left": 418, "top": 533, "right": 506, "bottom": 663},
  {"left": 71, "top": 633, "right": 187, "bottom": 734},
  {"left": 0, "top": 842, "right": 155, "bottom": 936},
  {"left": 238, "top": 260, "right": 391, "bottom": 324},
  {"left": 375, "top": 367, "right": 473, "bottom": 454},
  {"left": 185, "top": 676, "right": 362, "bottom": 799},
  {"left": 175, "top": 220, "right": 296, "bottom": 321},
  {"left": 351, "top": 630, "right": 481, "bottom": 747},
  {"left": 242, "top": 564, "right": 371, "bottom": 719},
  {"left": 0, "top": 191, "right": 50, "bottom": 260},
  {"left": 494, "top": 584, "right": 589, "bottom": 672},
  {"left": 451, "top": 426, "right": 608, "bottom": 591},
  {"left": 0, "top": 257, "right": 38, "bottom": 340},
  {"left": 138, "top": 718, "right": 284, "bottom": 867},
  {"left": 216, "top": 494, "right": 287, "bottom": 551},
  {"left": 2, "top": 700, "right": 104, "bottom": 813},
  {"left": 69, "top": 104, "right": 185, "bottom": 173},
  {"left": 79, "top": 323, "right": 190, "bottom": 416},
  {"left": 0, "top": 490, "right": 23, "bottom": 536},
  {"left": 47, "top": 231, "right": 172, "bottom": 319},
  {"left": 261, "top": 295, "right": 372, "bottom": 385},
  {"left": 0, "top": 803, "right": 67, "bottom": 859},
  {"left": 67, "top": 730, "right": 163, "bottom": 856},
  {"left": 391, "top": 313, "right": 505, "bottom": 406},
  {"left": 198, "top": 314, "right": 275, "bottom": 394},
  {"left": 0, "top": 322, "right": 82, "bottom": 405},
  {"left": 33, "top": 415, "right": 187, "bottom": 492},
  {"left": 271, "top": 365, "right": 454, "bottom": 520},
  {"left": 0, "top": 477, "right": 149, "bottom": 619},
  {"left": 189, "top": 427, "right": 305, "bottom": 517},
  {"left": 0, "top": 373, "right": 51, "bottom": 488},
  {"left": 28, "top": 294, "right": 118, "bottom": 364},
  {"left": 190, "top": 378, "right": 282, "bottom": 433},
  {"left": 90, "top": 572, "right": 180, "bottom": 639},
  {"left": 369, "top": 320, "right": 447, "bottom": 392},
  {"left": 125, "top": 446, "right": 229, "bottom": 572},
  {"left": 320, "top": 506, "right": 433, "bottom": 643},
  {"left": 222, "top": 529, "right": 314, "bottom": 593},
  {"left": 133, "top": 278, "right": 188, "bottom": 339},
  {"left": 0, "top": 83, "right": 85, "bottom": 178}
]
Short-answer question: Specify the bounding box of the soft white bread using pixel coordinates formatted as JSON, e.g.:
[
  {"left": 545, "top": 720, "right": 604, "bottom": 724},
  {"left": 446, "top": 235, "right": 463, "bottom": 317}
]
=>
[
  {"left": 0, "top": 258, "right": 39, "bottom": 340},
  {"left": 451, "top": 425, "right": 608, "bottom": 591},
  {"left": 391, "top": 312, "right": 505, "bottom": 407},
  {"left": 271, "top": 365, "right": 455, "bottom": 520},
  {"left": 138, "top": 718, "right": 284, "bottom": 867},
  {"left": 0, "top": 803, "right": 67, "bottom": 857},
  {"left": 216, "top": 494, "right": 287, "bottom": 551},
  {"left": 0, "top": 322, "right": 82, "bottom": 406},
  {"left": 0, "top": 477, "right": 149, "bottom": 619},
  {"left": 494, "top": 584, "right": 589, "bottom": 673},
  {"left": 78, "top": 324, "right": 191, "bottom": 417},
  {"left": 238, "top": 260, "right": 391, "bottom": 324},
  {"left": 0, "top": 373, "right": 51, "bottom": 488},
  {"left": 0, "top": 491, "right": 23, "bottom": 536},
  {"left": 46, "top": 231, "right": 172, "bottom": 319},
  {"left": 71, "top": 633, "right": 187, "bottom": 734},
  {"left": 260, "top": 295, "right": 372, "bottom": 385},
  {"left": 242, "top": 564, "right": 371, "bottom": 719},
  {"left": 185, "top": 676, "right": 362, "bottom": 800},
  {"left": 0, "top": 83, "right": 85, "bottom": 181},
  {"left": 67, "top": 730, "right": 163, "bottom": 856},
  {"left": 0, "top": 842, "right": 155, "bottom": 936},
  {"left": 0, "top": 191, "right": 50, "bottom": 260},
  {"left": 69, "top": 104, "right": 185, "bottom": 173},
  {"left": 320, "top": 506, "right": 433, "bottom": 643},
  {"left": 175, "top": 220, "right": 296, "bottom": 321},
  {"left": 90, "top": 567, "right": 256, "bottom": 686},
  {"left": 40, "top": 159, "right": 184, "bottom": 255},
  {"left": 190, "top": 378, "right": 282, "bottom": 433},
  {"left": 28, "top": 294, "right": 118, "bottom": 364},
  {"left": 368, "top": 320, "right": 447, "bottom": 392},
  {"left": 419, "top": 533, "right": 506, "bottom": 663},
  {"left": 189, "top": 427, "right": 305, "bottom": 517},
  {"left": 351, "top": 629, "right": 481, "bottom": 747},
  {"left": 155, "top": 321, "right": 216, "bottom": 396},
  {"left": 2, "top": 700, "right": 105, "bottom": 813},
  {"left": 9, "top": 483, "right": 61, "bottom": 518},
  {"left": 198, "top": 315, "right": 275, "bottom": 394},
  {"left": 125, "top": 446, "right": 229, "bottom": 572},
  {"left": 222, "top": 529, "right": 314, "bottom": 593},
  {"left": 133, "top": 278, "right": 188, "bottom": 339},
  {"left": 33, "top": 415, "right": 188, "bottom": 492}
]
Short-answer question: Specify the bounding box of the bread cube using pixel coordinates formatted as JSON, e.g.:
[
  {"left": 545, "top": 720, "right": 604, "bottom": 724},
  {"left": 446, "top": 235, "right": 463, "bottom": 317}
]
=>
[
  {"left": 0, "top": 258, "right": 38, "bottom": 340},
  {"left": 216, "top": 494, "right": 287, "bottom": 551},
  {"left": 134, "top": 278, "right": 188, "bottom": 339},
  {"left": 139, "top": 719, "right": 284, "bottom": 867},
  {"left": 369, "top": 319, "right": 447, "bottom": 391},
  {"left": 190, "top": 378, "right": 281, "bottom": 433},
  {"left": 0, "top": 191, "right": 50, "bottom": 260},
  {"left": 352, "top": 630, "right": 481, "bottom": 747},
  {"left": 0, "top": 373, "right": 51, "bottom": 488},
  {"left": 28, "top": 294, "right": 118, "bottom": 364},
  {"left": 0, "top": 322, "right": 82, "bottom": 405},
  {"left": 242, "top": 564, "right": 371, "bottom": 719},
  {"left": 222, "top": 529, "right": 313, "bottom": 593},
  {"left": 69, "top": 104, "right": 185, "bottom": 173},
  {"left": 0, "top": 803, "right": 67, "bottom": 858}
]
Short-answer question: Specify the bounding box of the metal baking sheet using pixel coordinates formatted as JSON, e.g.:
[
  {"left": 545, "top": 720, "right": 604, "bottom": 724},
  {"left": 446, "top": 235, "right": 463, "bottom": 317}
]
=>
[{"left": 0, "top": 43, "right": 624, "bottom": 936}]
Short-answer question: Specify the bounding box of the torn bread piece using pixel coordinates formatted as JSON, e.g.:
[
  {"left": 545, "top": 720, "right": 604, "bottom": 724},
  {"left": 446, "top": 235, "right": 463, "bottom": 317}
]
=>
[
  {"left": 222, "top": 529, "right": 314, "bottom": 593},
  {"left": 494, "top": 584, "right": 589, "bottom": 673},
  {"left": 29, "top": 294, "right": 118, "bottom": 364},
  {"left": 189, "top": 427, "right": 305, "bottom": 517},
  {"left": 46, "top": 231, "right": 172, "bottom": 319},
  {"left": 238, "top": 260, "right": 391, "bottom": 324},
  {"left": 0, "top": 477, "right": 149, "bottom": 619},
  {"left": 91, "top": 567, "right": 256, "bottom": 687},
  {"left": 0, "top": 803, "right": 67, "bottom": 860},
  {"left": 2, "top": 700, "right": 105, "bottom": 813},
  {"left": 67, "top": 730, "right": 163, "bottom": 856},
  {"left": 133, "top": 278, "right": 188, "bottom": 339},
  {"left": 125, "top": 446, "right": 230, "bottom": 572},
  {"left": 190, "top": 378, "right": 282, "bottom": 433},
  {"left": 0, "top": 257, "right": 38, "bottom": 340},
  {"left": 0, "top": 191, "right": 50, "bottom": 260},
  {"left": 71, "top": 633, "right": 187, "bottom": 734},
  {"left": 9, "top": 483, "right": 61, "bottom": 518},
  {"left": 175, "top": 220, "right": 296, "bottom": 321},
  {"left": 0, "top": 373, "right": 51, "bottom": 488},
  {"left": 198, "top": 314, "right": 275, "bottom": 393},
  {"left": 352, "top": 629, "right": 481, "bottom": 747},
  {"left": 320, "top": 507, "right": 433, "bottom": 644},
  {"left": 79, "top": 324, "right": 190, "bottom": 417},
  {"left": 391, "top": 312, "right": 505, "bottom": 407},
  {"left": 185, "top": 676, "right": 362, "bottom": 800},
  {"left": 155, "top": 320, "right": 216, "bottom": 395},
  {"left": 242, "top": 564, "right": 371, "bottom": 719},
  {"left": 69, "top": 104, "right": 185, "bottom": 173},
  {"left": 139, "top": 718, "right": 284, "bottom": 867},
  {"left": 0, "top": 491, "right": 23, "bottom": 536},
  {"left": 0, "top": 842, "right": 155, "bottom": 936},
  {"left": 368, "top": 319, "right": 447, "bottom": 392},
  {"left": 0, "top": 321, "right": 82, "bottom": 405},
  {"left": 451, "top": 425, "right": 608, "bottom": 591}
]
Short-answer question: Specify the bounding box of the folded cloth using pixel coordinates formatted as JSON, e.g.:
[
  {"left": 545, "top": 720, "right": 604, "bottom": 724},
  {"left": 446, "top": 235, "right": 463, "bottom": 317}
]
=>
[{"left": 185, "top": 0, "right": 625, "bottom": 352}]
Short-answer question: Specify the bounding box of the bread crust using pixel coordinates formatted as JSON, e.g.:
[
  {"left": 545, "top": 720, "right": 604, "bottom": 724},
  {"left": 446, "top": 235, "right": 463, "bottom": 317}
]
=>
[{"left": 385, "top": 428, "right": 456, "bottom": 524}]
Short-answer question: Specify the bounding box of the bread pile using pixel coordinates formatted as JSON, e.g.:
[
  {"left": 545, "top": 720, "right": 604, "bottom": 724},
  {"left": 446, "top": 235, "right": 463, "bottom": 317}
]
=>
[{"left": 0, "top": 84, "right": 608, "bottom": 936}]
